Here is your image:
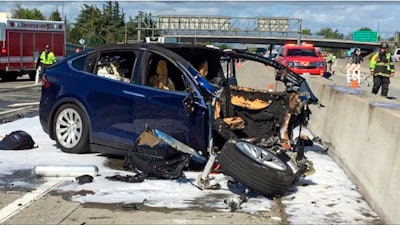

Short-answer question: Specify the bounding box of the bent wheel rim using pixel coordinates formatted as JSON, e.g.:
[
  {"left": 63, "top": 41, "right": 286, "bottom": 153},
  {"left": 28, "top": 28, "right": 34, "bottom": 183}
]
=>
[
  {"left": 236, "top": 141, "right": 287, "bottom": 171},
  {"left": 55, "top": 108, "right": 83, "bottom": 148}
]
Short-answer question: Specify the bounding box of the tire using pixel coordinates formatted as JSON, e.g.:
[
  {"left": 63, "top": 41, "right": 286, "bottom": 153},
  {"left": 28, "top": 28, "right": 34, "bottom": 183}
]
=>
[
  {"left": 53, "top": 103, "right": 90, "bottom": 154},
  {"left": 219, "top": 140, "right": 296, "bottom": 197}
]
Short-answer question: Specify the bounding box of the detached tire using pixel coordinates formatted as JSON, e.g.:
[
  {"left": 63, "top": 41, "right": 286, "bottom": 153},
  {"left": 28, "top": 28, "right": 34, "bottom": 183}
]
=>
[
  {"left": 219, "top": 140, "right": 296, "bottom": 197},
  {"left": 53, "top": 103, "right": 90, "bottom": 154}
]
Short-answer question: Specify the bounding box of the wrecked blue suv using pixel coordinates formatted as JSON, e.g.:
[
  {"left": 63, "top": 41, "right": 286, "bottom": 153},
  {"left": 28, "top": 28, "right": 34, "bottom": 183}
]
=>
[{"left": 39, "top": 43, "right": 319, "bottom": 196}]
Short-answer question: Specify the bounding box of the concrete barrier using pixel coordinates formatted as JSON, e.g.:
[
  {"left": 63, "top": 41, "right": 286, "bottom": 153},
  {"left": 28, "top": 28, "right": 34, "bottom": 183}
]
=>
[{"left": 306, "top": 77, "right": 400, "bottom": 224}]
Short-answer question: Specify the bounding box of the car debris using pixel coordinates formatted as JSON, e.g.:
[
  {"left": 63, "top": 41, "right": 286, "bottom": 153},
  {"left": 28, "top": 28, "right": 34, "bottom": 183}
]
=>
[{"left": 33, "top": 165, "right": 99, "bottom": 177}]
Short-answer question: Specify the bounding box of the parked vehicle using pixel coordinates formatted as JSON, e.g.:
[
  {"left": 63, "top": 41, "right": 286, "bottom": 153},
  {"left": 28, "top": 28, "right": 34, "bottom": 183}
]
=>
[
  {"left": 39, "top": 43, "right": 320, "bottom": 197},
  {"left": 275, "top": 43, "right": 326, "bottom": 76},
  {"left": 392, "top": 48, "right": 400, "bottom": 62},
  {"left": 0, "top": 15, "right": 65, "bottom": 81}
]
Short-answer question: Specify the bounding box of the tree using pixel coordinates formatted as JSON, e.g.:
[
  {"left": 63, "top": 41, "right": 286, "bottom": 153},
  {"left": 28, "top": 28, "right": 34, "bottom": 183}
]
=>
[
  {"left": 49, "top": 9, "right": 62, "bottom": 21},
  {"left": 69, "top": 1, "right": 126, "bottom": 46},
  {"left": 11, "top": 3, "right": 45, "bottom": 20},
  {"left": 301, "top": 29, "right": 312, "bottom": 36},
  {"left": 316, "top": 27, "right": 344, "bottom": 39},
  {"left": 70, "top": 4, "right": 105, "bottom": 46},
  {"left": 101, "top": 1, "right": 125, "bottom": 43},
  {"left": 358, "top": 27, "right": 372, "bottom": 31}
]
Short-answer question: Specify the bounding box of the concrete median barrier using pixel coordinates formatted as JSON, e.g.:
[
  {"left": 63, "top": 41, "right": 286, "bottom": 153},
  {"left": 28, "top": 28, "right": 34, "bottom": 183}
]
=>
[{"left": 306, "top": 77, "right": 400, "bottom": 224}]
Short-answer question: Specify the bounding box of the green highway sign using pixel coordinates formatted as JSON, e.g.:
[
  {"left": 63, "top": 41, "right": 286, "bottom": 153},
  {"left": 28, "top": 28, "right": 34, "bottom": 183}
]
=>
[{"left": 352, "top": 30, "right": 378, "bottom": 42}]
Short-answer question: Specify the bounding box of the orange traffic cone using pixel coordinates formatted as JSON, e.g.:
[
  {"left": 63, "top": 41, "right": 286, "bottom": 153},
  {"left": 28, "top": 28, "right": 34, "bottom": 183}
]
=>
[
  {"left": 350, "top": 78, "right": 359, "bottom": 88},
  {"left": 268, "top": 83, "right": 274, "bottom": 92}
]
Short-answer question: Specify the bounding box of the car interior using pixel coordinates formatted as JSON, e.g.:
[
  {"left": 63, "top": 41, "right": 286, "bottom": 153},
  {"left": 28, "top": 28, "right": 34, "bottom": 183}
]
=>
[
  {"left": 94, "top": 52, "right": 135, "bottom": 82},
  {"left": 146, "top": 56, "right": 187, "bottom": 92}
]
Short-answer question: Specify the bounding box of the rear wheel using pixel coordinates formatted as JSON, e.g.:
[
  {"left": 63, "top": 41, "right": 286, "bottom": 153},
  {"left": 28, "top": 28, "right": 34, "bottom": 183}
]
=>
[
  {"left": 53, "top": 103, "right": 90, "bottom": 154},
  {"left": 219, "top": 140, "right": 296, "bottom": 197}
]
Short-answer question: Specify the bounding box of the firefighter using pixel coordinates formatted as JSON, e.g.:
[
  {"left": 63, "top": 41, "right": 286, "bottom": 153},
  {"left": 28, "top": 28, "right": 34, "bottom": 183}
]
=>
[
  {"left": 369, "top": 42, "right": 395, "bottom": 97},
  {"left": 36, "top": 45, "right": 56, "bottom": 80}
]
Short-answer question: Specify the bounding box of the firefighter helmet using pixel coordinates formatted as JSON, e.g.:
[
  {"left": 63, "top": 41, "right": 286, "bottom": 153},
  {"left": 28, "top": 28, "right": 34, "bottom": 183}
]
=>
[{"left": 380, "top": 42, "right": 388, "bottom": 49}]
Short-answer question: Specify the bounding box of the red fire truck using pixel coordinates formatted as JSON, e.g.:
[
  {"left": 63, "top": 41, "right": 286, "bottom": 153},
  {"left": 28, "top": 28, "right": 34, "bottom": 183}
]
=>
[{"left": 0, "top": 17, "right": 65, "bottom": 81}]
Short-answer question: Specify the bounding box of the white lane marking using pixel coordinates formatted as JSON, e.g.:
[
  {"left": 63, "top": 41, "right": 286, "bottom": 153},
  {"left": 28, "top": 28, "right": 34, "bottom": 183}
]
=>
[
  {"left": 0, "top": 179, "right": 65, "bottom": 223},
  {"left": 0, "top": 106, "right": 33, "bottom": 116},
  {"left": 8, "top": 102, "right": 40, "bottom": 107},
  {"left": 14, "top": 83, "right": 42, "bottom": 89}
]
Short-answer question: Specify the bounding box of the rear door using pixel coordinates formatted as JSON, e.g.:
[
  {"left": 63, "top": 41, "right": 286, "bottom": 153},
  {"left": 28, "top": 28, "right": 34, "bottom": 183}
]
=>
[{"left": 83, "top": 49, "right": 138, "bottom": 151}]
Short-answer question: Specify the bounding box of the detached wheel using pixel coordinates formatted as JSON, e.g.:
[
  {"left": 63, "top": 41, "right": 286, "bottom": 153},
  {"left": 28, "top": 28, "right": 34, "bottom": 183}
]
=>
[
  {"left": 219, "top": 140, "right": 296, "bottom": 197},
  {"left": 53, "top": 103, "right": 90, "bottom": 154}
]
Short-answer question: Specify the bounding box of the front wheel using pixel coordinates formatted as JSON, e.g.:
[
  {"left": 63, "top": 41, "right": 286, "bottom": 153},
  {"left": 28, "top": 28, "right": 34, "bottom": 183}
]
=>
[
  {"left": 53, "top": 103, "right": 90, "bottom": 154},
  {"left": 219, "top": 140, "right": 297, "bottom": 197}
]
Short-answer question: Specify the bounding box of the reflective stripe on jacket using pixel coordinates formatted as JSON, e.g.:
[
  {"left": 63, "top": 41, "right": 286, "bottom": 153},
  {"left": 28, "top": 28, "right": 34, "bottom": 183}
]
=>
[
  {"left": 369, "top": 52, "right": 395, "bottom": 77},
  {"left": 40, "top": 51, "right": 57, "bottom": 65}
]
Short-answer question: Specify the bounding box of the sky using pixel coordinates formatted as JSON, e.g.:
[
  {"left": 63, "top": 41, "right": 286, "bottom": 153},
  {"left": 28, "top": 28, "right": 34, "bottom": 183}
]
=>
[
  {"left": 0, "top": 116, "right": 382, "bottom": 224},
  {"left": 0, "top": 1, "right": 399, "bottom": 36}
]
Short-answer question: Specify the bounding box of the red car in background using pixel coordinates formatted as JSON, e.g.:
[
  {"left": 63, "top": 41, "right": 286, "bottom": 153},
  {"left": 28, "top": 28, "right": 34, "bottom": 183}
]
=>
[{"left": 275, "top": 43, "right": 326, "bottom": 76}]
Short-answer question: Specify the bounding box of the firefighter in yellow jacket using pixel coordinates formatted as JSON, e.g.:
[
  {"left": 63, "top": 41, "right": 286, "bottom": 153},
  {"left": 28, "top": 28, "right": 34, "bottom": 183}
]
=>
[
  {"left": 35, "top": 45, "right": 56, "bottom": 81},
  {"left": 369, "top": 42, "right": 395, "bottom": 97},
  {"left": 38, "top": 45, "right": 56, "bottom": 68}
]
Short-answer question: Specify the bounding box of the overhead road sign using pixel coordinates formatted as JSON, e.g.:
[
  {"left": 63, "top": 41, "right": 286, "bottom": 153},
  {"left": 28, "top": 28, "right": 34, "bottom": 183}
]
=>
[{"left": 352, "top": 30, "right": 378, "bottom": 42}]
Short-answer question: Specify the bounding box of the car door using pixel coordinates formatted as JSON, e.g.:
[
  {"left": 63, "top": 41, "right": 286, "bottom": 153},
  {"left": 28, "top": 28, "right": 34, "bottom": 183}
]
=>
[
  {"left": 85, "top": 49, "right": 138, "bottom": 152},
  {"left": 127, "top": 51, "right": 209, "bottom": 153}
]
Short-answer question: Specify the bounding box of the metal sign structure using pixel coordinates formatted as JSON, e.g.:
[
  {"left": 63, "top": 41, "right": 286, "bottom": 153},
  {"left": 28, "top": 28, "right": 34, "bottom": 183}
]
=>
[
  {"left": 139, "top": 15, "right": 301, "bottom": 36},
  {"left": 156, "top": 16, "right": 231, "bottom": 31},
  {"left": 257, "top": 17, "right": 290, "bottom": 32}
]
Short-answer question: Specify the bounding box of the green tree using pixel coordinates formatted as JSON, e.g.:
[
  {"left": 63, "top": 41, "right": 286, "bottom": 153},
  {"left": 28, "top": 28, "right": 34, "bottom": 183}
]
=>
[
  {"left": 301, "top": 29, "right": 312, "bottom": 36},
  {"left": 70, "top": 4, "right": 105, "bottom": 46},
  {"left": 101, "top": 1, "right": 125, "bottom": 43},
  {"left": 316, "top": 27, "right": 344, "bottom": 39},
  {"left": 69, "top": 1, "right": 126, "bottom": 46},
  {"left": 49, "top": 9, "right": 62, "bottom": 21},
  {"left": 11, "top": 3, "right": 45, "bottom": 20}
]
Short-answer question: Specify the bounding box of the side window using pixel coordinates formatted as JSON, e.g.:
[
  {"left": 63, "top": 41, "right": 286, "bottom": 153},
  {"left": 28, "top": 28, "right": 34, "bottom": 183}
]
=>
[
  {"left": 95, "top": 51, "right": 135, "bottom": 83},
  {"left": 147, "top": 56, "right": 188, "bottom": 92},
  {"left": 71, "top": 53, "right": 96, "bottom": 72}
]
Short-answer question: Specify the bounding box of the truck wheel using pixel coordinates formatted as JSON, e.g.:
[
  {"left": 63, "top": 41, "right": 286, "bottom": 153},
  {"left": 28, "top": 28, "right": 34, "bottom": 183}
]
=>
[
  {"left": 53, "top": 103, "right": 90, "bottom": 154},
  {"left": 219, "top": 140, "right": 296, "bottom": 197}
]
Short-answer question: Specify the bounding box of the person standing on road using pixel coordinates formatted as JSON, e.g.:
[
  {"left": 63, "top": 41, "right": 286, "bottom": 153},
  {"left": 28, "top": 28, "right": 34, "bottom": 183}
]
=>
[
  {"left": 36, "top": 45, "right": 57, "bottom": 81},
  {"left": 326, "top": 50, "right": 335, "bottom": 74},
  {"left": 351, "top": 48, "right": 363, "bottom": 64},
  {"left": 369, "top": 42, "right": 395, "bottom": 97}
]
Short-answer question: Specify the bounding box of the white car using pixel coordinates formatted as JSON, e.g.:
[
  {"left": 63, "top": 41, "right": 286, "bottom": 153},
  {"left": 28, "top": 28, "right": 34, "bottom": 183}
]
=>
[{"left": 392, "top": 48, "right": 400, "bottom": 62}]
